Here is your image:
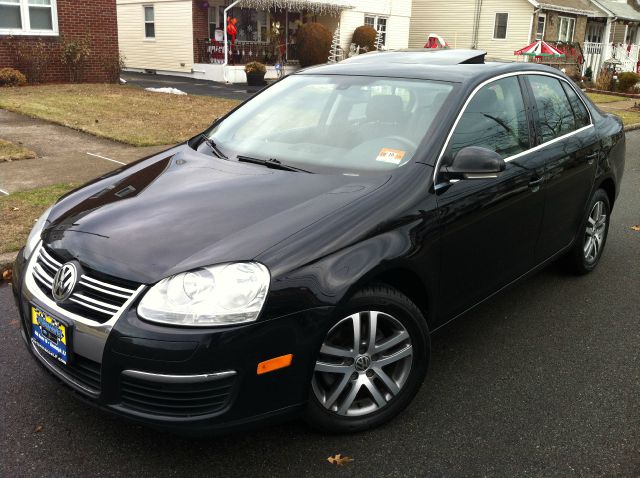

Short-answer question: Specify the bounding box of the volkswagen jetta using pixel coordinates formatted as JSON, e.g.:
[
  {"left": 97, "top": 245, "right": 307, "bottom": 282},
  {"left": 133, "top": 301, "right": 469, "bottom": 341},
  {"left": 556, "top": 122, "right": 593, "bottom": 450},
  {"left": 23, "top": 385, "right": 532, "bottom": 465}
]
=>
[{"left": 11, "top": 50, "right": 625, "bottom": 434}]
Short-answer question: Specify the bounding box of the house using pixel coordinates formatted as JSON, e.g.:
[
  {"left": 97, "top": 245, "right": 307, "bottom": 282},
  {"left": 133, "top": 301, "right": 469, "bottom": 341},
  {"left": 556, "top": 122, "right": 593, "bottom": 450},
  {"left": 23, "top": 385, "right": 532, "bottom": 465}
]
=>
[
  {"left": 409, "top": 0, "right": 640, "bottom": 78},
  {"left": 0, "top": 0, "right": 120, "bottom": 83},
  {"left": 116, "top": 0, "right": 412, "bottom": 83}
]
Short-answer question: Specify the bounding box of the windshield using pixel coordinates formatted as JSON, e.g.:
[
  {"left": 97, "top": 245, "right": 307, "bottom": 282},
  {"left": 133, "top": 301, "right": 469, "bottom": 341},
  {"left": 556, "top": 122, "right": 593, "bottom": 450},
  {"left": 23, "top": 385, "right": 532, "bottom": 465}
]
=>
[{"left": 207, "top": 75, "right": 454, "bottom": 174}]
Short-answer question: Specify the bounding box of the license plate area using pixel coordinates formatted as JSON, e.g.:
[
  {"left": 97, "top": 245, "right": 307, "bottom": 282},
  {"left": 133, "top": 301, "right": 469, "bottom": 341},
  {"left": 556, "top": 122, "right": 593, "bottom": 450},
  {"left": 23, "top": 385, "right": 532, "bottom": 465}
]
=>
[{"left": 31, "top": 306, "right": 71, "bottom": 365}]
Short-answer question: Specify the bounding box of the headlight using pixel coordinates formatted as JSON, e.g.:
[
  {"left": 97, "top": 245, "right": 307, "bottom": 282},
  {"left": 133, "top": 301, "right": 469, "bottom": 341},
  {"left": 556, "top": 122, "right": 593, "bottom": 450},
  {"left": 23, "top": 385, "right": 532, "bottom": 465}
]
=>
[
  {"left": 138, "top": 262, "right": 270, "bottom": 326},
  {"left": 24, "top": 206, "right": 53, "bottom": 259}
]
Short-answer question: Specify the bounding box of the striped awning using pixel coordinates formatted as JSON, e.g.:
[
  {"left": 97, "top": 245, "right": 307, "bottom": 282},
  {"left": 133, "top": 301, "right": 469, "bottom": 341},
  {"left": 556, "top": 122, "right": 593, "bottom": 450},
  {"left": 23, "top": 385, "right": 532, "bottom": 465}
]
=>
[{"left": 514, "top": 40, "right": 566, "bottom": 58}]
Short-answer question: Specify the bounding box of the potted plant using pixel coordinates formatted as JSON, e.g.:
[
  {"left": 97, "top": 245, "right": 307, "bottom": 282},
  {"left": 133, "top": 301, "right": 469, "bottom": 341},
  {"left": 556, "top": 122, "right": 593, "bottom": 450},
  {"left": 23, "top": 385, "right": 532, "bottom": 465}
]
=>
[{"left": 245, "top": 61, "right": 267, "bottom": 86}]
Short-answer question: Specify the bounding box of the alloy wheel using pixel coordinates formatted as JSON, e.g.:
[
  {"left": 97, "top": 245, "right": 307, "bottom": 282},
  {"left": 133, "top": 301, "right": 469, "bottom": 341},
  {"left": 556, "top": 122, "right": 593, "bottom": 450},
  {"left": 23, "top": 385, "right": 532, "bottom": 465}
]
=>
[
  {"left": 584, "top": 200, "right": 607, "bottom": 263},
  {"left": 312, "top": 311, "right": 413, "bottom": 417}
]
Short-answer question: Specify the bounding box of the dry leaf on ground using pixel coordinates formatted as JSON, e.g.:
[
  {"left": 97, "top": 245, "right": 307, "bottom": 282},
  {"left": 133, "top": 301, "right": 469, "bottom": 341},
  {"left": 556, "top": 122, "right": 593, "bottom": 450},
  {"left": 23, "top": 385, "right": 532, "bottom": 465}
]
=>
[{"left": 327, "top": 454, "right": 354, "bottom": 466}]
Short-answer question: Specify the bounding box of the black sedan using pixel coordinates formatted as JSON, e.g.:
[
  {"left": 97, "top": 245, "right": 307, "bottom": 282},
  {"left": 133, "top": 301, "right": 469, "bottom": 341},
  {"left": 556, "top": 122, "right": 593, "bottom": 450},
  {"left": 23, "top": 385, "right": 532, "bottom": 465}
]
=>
[{"left": 11, "top": 49, "right": 625, "bottom": 434}]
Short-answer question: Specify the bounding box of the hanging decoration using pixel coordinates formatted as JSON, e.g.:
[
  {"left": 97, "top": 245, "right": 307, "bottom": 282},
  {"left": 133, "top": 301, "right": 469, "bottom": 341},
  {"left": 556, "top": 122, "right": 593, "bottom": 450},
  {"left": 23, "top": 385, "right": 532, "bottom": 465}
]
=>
[
  {"left": 200, "top": 1, "right": 209, "bottom": 8},
  {"left": 230, "top": 0, "right": 354, "bottom": 16},
  {"left": 227, "top": 16, "right": 238, "bottom": 44}
]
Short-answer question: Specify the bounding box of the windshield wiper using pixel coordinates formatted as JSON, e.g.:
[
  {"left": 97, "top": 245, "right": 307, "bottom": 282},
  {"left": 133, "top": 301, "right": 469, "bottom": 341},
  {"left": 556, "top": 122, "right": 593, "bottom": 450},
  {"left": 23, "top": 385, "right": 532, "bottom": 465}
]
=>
[
  {"left": 196, "top": 134, "right": 227, "bottom": 159},
  {"left": 237, "top": 155, "right": 311, "bottom": 173}
]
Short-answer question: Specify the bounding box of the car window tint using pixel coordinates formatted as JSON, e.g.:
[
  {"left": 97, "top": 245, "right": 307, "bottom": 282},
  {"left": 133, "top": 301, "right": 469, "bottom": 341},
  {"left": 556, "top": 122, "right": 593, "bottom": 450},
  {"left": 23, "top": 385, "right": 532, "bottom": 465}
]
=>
[
  {"left": 561, "top": 82, "right": 590, "bottom": 129},
  {"left": 449, "top": 76, "right": 530, "bottom": 160},
  {"left": 528, "top": 75, "right": 576, "bottom": 142}
]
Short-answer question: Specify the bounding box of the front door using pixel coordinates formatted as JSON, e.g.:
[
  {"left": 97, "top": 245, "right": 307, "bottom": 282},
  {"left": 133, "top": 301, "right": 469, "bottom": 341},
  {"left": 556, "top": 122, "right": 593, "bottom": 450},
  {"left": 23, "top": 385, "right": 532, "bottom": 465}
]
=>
[{"left": 435, "top": 75, "right": 546, "bottom": 321}]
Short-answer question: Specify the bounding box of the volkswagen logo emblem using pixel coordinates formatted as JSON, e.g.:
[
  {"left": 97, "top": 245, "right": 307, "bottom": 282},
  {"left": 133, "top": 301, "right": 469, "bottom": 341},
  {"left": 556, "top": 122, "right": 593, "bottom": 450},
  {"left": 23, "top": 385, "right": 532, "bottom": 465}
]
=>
[
  {"left": 354, "top": 355, "right": 371, "bottom": 372},
  {"left": 52, "top": 262, "right": 78, "bottom": 302}
]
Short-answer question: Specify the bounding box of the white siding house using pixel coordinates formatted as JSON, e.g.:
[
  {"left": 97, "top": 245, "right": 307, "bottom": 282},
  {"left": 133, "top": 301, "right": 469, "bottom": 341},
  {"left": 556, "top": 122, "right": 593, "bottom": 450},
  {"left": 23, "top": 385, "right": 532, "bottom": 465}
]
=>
[
  {"left": 117, "top": 0, "right": 194, "bottom": 73},
  {"left": 409, "top": 0, "right": 534, "bottom": 60},
  {"left": 116, "top": 0, "right": 412, "bottom": 83}
]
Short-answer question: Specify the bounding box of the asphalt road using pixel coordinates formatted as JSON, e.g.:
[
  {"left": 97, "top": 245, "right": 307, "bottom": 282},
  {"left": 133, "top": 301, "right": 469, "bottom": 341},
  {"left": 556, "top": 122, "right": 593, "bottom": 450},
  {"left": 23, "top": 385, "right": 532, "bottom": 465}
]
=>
[{"left": 1, "top": 132, "right": 639, "bottom": 477}]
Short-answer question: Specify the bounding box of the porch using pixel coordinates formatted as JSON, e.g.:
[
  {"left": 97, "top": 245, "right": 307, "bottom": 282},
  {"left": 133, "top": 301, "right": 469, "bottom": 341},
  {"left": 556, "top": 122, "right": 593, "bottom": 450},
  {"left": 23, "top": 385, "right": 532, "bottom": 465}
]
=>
[
  {"left": 582, "top": 16, "right": 640, "bottom": 79},
  {"left": 192, "top": 0, "right": 352, "bottom": 83}
]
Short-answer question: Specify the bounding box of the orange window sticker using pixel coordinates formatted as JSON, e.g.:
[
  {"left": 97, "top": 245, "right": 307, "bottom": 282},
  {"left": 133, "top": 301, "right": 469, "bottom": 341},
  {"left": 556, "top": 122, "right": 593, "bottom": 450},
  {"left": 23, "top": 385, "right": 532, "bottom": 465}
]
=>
[{"left": 376, "top": 148, "right": 406, "bottom": 165}]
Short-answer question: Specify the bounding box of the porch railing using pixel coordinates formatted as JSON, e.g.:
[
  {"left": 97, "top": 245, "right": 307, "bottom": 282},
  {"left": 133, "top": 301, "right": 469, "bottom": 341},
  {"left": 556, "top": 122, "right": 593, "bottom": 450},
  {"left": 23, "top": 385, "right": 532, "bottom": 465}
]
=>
[
  {"left": 582, "top": 41, "right": 603, "bottom": 77},
  {"left": 196, "top": 39, "right": 299, "bottom": 65},
  {"left": 610, "top": 43, "right": 640, "bottom": 73}
]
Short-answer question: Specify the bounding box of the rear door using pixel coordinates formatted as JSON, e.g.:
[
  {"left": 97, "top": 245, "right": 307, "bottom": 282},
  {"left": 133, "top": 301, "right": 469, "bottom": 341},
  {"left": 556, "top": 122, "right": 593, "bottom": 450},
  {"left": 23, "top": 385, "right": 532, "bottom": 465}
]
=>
[
  {"left": 523, "top": 74, "right": 599, "bottom": 261},
  {"left": 434, "top": 75, "right": 546, "bottom": 321}
]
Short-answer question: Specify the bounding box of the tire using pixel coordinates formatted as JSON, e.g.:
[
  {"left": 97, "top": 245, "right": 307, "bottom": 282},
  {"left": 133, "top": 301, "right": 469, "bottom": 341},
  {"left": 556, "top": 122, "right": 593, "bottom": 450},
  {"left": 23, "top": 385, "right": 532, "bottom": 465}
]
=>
[
  {"left": 304, "top": 285, "right": 429, "bottom": 433},
  {"left": 566, "top": 189, "right": 611, "bottom": 275}
]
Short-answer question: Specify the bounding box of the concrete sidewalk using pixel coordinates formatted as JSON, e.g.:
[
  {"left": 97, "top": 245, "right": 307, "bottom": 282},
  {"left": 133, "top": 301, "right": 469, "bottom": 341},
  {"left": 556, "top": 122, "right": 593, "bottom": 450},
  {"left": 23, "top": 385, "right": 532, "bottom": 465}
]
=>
[{"left": 0, "top": 110, "right": 169, "bottom": 194}]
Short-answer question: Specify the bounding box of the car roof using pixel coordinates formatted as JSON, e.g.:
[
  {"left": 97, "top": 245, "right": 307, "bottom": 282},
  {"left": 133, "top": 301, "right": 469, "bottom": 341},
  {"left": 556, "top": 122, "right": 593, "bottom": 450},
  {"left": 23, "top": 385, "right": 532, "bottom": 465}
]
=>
[{"left": 297, "top": 49, "right": 567, "bottom": 85}]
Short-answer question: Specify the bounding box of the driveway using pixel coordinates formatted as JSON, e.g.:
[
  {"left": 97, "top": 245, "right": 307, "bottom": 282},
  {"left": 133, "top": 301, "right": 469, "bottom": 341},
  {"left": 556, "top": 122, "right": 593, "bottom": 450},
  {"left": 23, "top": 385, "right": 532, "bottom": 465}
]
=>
[
  {"left": 1, "top": 132, "right": 639, "bottom": 477},
  {"left": 121, "top": 71, "right": 262, "bottom": 101},
  {"left": 0, "top": 110, "right": 168, "bottom": 194}
]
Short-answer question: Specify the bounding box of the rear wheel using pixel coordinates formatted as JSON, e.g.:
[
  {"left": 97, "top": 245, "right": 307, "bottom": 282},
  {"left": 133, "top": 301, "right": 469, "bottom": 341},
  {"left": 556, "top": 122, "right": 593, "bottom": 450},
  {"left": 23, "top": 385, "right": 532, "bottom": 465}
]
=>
[
  {"left": 304, "top": 286, "right": 429, "bottom": 433},
  {"left": 566, "top": 189, "right": 611, "bottom": 274}
]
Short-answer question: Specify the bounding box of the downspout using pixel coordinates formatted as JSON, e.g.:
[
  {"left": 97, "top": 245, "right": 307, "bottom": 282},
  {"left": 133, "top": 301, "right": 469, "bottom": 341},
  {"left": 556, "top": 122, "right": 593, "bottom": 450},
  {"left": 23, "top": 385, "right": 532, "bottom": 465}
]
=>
[
  {"left": 472, "top": 0, "right": 482, "bottom": 48},
  {"left": 527, "top": 8, "right": 541, "bottom": 63}
]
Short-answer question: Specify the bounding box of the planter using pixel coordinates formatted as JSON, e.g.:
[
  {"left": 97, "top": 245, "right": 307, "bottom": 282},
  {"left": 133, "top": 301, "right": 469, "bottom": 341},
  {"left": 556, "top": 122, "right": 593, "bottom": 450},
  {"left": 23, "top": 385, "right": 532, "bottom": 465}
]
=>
[{"left": 246, "top": 71, "right": 266, "bottom": 86}]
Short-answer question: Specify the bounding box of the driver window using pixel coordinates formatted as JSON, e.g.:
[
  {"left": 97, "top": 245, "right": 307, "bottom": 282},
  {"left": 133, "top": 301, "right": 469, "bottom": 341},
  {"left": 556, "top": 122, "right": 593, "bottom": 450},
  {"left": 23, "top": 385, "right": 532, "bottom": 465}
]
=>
[{"left": 448, "top": 76, "right": 530, "bottom": 161}]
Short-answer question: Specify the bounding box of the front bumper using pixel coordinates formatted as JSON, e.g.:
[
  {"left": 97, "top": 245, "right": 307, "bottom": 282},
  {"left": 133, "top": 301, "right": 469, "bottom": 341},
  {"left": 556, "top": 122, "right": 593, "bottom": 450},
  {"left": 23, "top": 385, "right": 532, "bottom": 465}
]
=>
[{"left": 12, "top": 245, "right": 334, "bottom": 434}]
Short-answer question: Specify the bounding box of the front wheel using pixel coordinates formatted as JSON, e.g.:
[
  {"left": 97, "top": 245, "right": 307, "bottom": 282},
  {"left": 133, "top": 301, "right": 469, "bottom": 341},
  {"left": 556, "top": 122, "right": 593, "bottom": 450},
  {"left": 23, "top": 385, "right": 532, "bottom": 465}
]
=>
[
  {"left": 566, "top": 189, "right": 611, "bottom": 274},
  {"left": 304, "top": 285, "right": 429, "bottom": 433}
]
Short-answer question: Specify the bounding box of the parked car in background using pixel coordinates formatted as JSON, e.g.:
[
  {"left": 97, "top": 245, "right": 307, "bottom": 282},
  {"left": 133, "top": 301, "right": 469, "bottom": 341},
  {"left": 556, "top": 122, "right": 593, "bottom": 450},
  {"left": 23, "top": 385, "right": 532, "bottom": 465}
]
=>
[{"left": 12, "top": 49, "right": 625, "bottom": 434}]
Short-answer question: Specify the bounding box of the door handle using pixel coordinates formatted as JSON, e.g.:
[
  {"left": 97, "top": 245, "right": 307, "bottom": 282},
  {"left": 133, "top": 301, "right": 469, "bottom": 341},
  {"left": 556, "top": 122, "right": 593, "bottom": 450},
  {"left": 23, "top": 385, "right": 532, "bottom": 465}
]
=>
[
  {"left": 528, "top": 177, "right": 544, "bottom": 191},
  {"left": 586, "top": 152, "right": 599, "bottom": 165}
]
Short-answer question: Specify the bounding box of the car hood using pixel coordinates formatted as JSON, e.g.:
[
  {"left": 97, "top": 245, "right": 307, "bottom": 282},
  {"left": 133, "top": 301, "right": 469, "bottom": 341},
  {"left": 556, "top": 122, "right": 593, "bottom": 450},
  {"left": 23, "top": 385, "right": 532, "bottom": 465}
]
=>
[{"left": 43, "top": 146, "right": 390, "bottom": 284}]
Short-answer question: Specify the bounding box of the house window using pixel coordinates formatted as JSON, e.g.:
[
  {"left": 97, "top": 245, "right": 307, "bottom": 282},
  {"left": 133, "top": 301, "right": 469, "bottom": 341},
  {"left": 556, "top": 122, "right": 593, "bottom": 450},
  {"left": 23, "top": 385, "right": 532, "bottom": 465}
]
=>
[
  {"left": 626, "top": 25, "right": 638, "bottom": 44},
  {"left": 365, "top": 15, "right": 388, "bottom": 46},
  {"left": 493, "top": 13, "right": 508, "bottom": 40},
  {"left": 144, "top": 5, "right": 155, "bottom": 39},
  {"left": 558, "top": 16, "right": 575, "bottom": 42},
  {"left": 0, "top": 0, "right": 58, "bottom": 35},
  {"left": 535, "top": 13, "right": 546, "bottom": 41}
]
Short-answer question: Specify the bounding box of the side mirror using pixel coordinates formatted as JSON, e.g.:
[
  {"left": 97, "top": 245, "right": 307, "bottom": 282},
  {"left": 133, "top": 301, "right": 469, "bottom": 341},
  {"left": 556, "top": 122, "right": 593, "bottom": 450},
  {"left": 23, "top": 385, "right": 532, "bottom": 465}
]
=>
[{"left": 445, "top": 146, "right": 506, "bottom": 180}]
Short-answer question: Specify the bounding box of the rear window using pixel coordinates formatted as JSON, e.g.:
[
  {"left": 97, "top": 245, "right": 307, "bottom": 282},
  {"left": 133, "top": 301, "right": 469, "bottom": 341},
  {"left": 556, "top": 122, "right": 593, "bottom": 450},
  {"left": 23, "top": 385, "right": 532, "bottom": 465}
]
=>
[{"left": 528, "top": 75, "right": 577, "bottom": 142}]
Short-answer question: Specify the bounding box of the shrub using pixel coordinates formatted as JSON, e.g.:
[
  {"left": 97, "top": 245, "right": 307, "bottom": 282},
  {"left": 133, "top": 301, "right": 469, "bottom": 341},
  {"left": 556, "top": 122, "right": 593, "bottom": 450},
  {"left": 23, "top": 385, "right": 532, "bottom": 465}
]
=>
[
  {"left": 585, "top": 66, "right": 593, "bottom": 80},
  {"left": 617, "top": 71, "right": 640, "bottom": 92},
  {"left": 0, "top": 68, "right": 27, "bottom": 87},
  {"left": 104, "top": 51, "right": 126, "bottom": 83},
  {"left": 1, "top": 36, "right": 50, "bottom": 83},
  {"left": 595, "top": 69, "right": 613, "bottom": 91},
  {"left": 60, "top": 35, "right": 92, "bottom": 83},
  {"left": 297, "top": 22, "right": 332, "bottom": 68},
  {"left": 352, "top": 25, "right": 378, "bottom": 52},
  {"left": 245, "top": 61, "right": 266, "bottom": 74}
]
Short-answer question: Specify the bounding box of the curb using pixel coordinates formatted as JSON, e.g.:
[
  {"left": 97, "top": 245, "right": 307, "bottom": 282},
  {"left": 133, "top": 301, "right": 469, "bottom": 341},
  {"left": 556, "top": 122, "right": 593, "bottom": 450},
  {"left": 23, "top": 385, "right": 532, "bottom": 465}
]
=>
[
  {"left": 586, "top": 88, "right": 640, "bottom": 99},
  {"left": 624, "top": 123, "right": 640, "bottom": 132},
  {"left": 1, "top": 252, "right": 17, "bottom": 275}
]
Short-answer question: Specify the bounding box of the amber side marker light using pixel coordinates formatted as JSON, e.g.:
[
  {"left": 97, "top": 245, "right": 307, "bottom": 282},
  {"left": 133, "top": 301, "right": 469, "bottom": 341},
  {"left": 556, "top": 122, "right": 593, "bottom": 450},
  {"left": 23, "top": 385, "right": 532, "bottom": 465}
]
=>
[{"left": 257, "top": 354, "right": 293, "bottom": 375}]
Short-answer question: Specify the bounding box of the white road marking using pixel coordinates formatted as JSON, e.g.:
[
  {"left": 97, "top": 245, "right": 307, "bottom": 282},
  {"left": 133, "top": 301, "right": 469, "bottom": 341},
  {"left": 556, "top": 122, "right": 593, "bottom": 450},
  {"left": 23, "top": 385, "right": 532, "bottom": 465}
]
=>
[
  {"left": 86, "top": 152, "right": 126, "bottom": 165},
  {"left": 0, "top": 188, "right": 9, "bottom": 196}
]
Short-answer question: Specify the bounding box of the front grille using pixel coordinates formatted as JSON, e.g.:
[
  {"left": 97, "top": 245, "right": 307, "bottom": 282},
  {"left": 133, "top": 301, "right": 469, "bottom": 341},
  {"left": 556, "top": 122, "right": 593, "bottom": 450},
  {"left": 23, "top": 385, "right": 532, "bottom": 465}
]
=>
[
  {"left": 31, "top": 247, "right": 140, "bottom": 324},
  {"left": 120, "top": 374, "right": 236, "bottom": 417},
  {"left": 39, "top": 351, "right": 102, "bottom": 394}
]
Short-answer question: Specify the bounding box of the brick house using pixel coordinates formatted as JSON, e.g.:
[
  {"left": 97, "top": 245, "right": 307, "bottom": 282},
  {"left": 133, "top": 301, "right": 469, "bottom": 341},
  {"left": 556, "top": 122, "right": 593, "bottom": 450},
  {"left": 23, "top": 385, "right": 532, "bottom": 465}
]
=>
[{"left": 0, "top": 0, "right": 119, "bottom": 83}]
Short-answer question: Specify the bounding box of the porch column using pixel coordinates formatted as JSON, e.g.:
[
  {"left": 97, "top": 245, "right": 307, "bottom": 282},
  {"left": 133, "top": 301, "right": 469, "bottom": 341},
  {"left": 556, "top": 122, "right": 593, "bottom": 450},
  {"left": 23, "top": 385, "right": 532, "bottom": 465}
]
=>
[
  {"left": 602, "top": 17, "right": 613, "bottom": 61},
  {"left": 224, "top": 0, "right": 242, "bottom": 66}
]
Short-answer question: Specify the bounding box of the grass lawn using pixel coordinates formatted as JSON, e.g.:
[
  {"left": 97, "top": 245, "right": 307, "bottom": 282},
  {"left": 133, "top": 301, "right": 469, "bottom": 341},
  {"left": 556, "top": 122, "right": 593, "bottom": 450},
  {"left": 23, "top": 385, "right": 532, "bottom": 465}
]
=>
[
  {"left": 0, "top": 139, "right": 36, "bottom": 162},
  {"left": 0, "top": 184, "right": 74, "bottom": 254},
  {"left": 0, "top": 84, "right": 240, "bottom": 147},
  {"left": 602, "top": 108, "right": 640, "bottom": 126},
  {"left": 587, "top": 92, "right": 626, "bottom": 104}
]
